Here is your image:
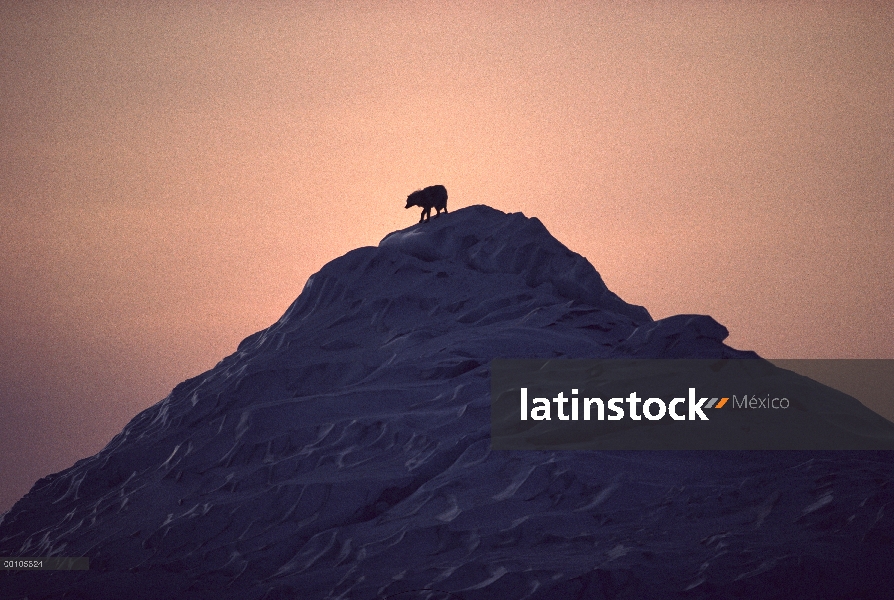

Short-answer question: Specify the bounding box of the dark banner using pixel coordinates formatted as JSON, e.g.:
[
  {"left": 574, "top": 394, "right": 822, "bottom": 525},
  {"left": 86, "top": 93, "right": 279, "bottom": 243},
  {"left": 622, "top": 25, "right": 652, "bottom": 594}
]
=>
[{"left": 490, "top": 359, "right": 894, "bottom": 450}]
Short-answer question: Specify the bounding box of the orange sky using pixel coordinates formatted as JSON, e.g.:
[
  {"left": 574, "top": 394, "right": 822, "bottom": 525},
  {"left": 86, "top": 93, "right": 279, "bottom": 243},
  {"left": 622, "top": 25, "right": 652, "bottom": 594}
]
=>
[{"left": 1, "top": 1, "right": 892, "bottom": 512}]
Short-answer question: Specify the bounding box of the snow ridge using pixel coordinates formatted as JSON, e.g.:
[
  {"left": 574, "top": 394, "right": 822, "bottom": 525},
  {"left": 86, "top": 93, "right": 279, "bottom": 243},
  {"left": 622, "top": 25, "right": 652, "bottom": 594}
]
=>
[{"left": 1, "top": 205, "right": 891, "bottom": 600}]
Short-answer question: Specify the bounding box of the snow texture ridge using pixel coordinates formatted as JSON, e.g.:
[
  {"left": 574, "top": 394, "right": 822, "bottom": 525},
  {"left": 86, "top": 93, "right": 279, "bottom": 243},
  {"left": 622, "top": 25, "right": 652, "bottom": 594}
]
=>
[{"left": 1, "top": 205, "right": 892, "bottom": 600}]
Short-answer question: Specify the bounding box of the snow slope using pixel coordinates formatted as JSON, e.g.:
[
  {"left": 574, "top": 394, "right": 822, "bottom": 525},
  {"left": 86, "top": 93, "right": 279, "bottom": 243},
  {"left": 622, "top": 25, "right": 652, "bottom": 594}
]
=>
[{"left": 1, "top": 205, "right": 893, "bottom": 599}]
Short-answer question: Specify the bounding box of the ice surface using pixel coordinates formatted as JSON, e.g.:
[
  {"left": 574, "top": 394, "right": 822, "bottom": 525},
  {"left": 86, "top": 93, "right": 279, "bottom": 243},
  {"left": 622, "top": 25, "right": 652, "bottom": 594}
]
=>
[{"left": 1, "top": 206, "right": 892, "bottom": 599}]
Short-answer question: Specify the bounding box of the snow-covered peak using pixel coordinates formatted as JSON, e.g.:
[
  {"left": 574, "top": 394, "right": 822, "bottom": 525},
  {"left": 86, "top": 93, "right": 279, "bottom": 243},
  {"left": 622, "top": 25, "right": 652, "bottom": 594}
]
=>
[
  {"left": 4, "top": 205, "right": 890, "bottom": 600},
  {"left": 378, "top": 205, "right": 651, "bottom": 323}
]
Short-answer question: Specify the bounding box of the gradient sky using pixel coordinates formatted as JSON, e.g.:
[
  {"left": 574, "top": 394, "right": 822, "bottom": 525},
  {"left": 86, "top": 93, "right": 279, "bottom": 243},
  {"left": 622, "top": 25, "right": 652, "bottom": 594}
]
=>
[{"left": 1, "top": 1, "right": 892, "bottom": 513}]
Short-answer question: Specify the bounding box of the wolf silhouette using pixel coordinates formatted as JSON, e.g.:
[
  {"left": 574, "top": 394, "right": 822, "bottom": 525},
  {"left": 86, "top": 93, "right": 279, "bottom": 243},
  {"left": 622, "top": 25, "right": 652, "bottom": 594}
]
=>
[{"left": 405, "top": 185, "right": 448, "bottom": 223}]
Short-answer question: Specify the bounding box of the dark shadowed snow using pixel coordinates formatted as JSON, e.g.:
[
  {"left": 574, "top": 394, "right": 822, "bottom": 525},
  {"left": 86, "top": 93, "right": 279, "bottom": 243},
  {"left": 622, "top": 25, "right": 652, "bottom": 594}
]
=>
[{"left": 2, "top": 205, "right": 892, "bottom": 600}]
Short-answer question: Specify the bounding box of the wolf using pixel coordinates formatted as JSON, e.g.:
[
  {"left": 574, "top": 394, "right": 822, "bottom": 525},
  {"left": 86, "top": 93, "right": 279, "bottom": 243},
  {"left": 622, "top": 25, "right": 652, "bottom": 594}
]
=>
[{"left": 405, "top": 184, "right": 448, "bottom": 223}]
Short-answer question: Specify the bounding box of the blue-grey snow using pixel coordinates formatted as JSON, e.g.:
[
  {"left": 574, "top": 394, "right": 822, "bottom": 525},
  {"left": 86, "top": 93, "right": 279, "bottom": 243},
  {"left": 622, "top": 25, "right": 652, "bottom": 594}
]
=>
[{"left": 1, "top": 205, "right": 893, "bottom": 599}]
